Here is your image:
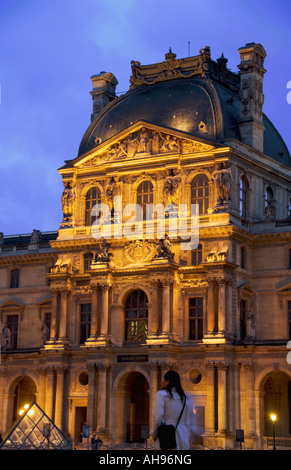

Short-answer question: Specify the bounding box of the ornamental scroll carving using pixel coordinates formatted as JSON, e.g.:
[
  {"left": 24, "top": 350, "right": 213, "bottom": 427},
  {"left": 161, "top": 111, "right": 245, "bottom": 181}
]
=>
[
  {"left": 129, "top": 48, "right": 210, "bottom": 90},
  {"left": 80, "top": 128, "right": 214, "bottom": 167}
]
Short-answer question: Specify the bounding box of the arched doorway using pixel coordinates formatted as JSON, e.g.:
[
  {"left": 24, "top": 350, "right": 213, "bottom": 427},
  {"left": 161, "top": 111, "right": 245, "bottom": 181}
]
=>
[
  {"left": 9, "top": 376, "right": 36, "bottom": 423},
  {"left": 115, "top": 371, "right": 149, "bottom": 443},
  {"left": 262, "top": 371, "right": 291, "bottom": 440}
]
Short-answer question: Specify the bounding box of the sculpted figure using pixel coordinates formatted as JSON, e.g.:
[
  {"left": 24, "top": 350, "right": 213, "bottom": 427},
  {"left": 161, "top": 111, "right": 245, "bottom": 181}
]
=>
[
  {"left": 94, "top": 238, "right": 112, "bottom": 263},
  {"left": 155, "top": 234, "right": 173, "bottom": 260},
  {"left": 161, "top": 135, "right": 180, "bottom": 153},
  {"left": 41, "top": 322, "right": 50, "bottom": 344},
  {"left": 163, "top": 169, "right": 181, "bottom": 206},
  {"left": 246, "top": 312, "right": 256, "bottom": 340},
  {"left": 61, "top": 183, "right": 76, "bottom": 218},
  {"left": 213, "top": 163, "right": 232, "bottom": 205},
  {"left": 2, "top": 325, "right": 11, "bottom": 348}
]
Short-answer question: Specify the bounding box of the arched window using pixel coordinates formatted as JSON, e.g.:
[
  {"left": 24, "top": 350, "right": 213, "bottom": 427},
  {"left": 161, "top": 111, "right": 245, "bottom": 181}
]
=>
[
  {"left": 137, "top": 181, "right": 153, "bottom": 220},
  {"left": 191, "top": 174, "right": 209, "bottom": 216},
  {"left": 85, "top": 187, "right": 101, "bottom": 226},
  {"left": 84, "top": 253, "right": 94, "bottom": 272},
  {"left": 10, "top": 268, "right": 20, "bottom": 288},
  {"left": 125, "top": 290, "right": 148, "bottom": 343},
  {"left": 265, "top": 187, "right": 274, "bottom": 208},
  {"left": 239, "top": 176, "right": 248, "bottom": 219},
  {"left": 191, "top": 243, "right": 203, "bottom": 266}
]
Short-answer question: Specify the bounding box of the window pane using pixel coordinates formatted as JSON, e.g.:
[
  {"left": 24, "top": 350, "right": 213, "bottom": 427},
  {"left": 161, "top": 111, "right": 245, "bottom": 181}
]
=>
[
  {"left": 189, "top": 297, "right": 203, "bottom": 340},
  {"left": 125, "top": 290, "right": 148, "bottom": 342},
  {"left": 191, "top": 175, "right": 209, "bottom": 215},
  {"left": 85, "top": 187, "right": 101, "bottom": 226}
]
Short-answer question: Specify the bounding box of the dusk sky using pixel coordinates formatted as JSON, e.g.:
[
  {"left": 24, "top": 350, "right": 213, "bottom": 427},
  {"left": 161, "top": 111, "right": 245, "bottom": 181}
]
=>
[{"left": 0, "top": 0, "right": 291, "bottom": 235}]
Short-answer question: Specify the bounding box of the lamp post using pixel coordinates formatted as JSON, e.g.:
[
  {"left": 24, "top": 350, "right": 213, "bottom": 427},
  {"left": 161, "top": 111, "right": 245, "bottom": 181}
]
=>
[{"left": 270, "top": 413, "right": 277, "bottom": 450}]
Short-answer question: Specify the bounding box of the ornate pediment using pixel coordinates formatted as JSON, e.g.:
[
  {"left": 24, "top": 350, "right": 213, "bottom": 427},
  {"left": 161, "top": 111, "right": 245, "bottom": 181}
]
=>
[{"left": 77, "top": 125, "right": 215, "bottom": 169}]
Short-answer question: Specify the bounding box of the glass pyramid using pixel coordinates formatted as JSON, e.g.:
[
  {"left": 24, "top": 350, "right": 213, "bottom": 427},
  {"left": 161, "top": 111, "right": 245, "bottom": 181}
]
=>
[{"left": 0, "top": 402, "right": 72, "bottom": 450}]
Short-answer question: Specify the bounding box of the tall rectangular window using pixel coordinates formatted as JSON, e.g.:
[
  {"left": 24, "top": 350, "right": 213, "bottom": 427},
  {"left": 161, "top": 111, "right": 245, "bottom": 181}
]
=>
[
  {"left": 191, "top": 244, "right": 202, "bottom": 266},
  {"left": 240, "top": 299, "right": 247, "bottom": 340},
  {"left": 80, "top": 303, "right": 91, "bottom": 344},
  {"left": 189, "top": 297, "right": 203, "bottom": 340},
  {"left": 10, "top": 269, "right": 20, "bottom": 288},
  {"left": 7, "top": 315, "right": 19, "bottom": 349}
]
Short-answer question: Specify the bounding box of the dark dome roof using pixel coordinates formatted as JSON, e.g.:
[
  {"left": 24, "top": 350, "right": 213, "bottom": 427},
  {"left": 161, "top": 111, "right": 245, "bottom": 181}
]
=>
[{"left": 78, "top": 63, "right": 291, "bottom": 167}]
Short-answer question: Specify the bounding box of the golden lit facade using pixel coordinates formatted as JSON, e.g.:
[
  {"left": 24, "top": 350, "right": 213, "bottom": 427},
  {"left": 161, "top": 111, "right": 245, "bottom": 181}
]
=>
[{"left": 0, "top": 43, "right": 291, "bottom": 449}]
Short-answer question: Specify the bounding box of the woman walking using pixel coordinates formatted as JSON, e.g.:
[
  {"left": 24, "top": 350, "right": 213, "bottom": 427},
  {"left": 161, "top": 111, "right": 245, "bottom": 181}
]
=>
[{"left": 151, "top": 370, "right": 196, "bottom": 450}]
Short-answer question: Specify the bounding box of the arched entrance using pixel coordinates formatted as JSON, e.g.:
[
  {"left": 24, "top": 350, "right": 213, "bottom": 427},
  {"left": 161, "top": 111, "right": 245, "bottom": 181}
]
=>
[
  {"left": 115, "top": 371, "right": 149, "bottom": 443},
  {"left": 262, "top": 371, "right": 291, "bottom": 440},
  {"left": 8, "top": 376, "right": 36, "bottom": 425}
]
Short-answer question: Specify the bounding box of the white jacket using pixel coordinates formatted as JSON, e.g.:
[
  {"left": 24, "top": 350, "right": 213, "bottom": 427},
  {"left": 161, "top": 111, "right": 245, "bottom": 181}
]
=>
[{"left": 151, "top": 388, "right": 195, "bottom": 450}]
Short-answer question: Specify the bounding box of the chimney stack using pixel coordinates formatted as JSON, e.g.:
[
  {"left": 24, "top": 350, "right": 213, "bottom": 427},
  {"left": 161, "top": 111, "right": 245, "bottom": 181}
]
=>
[
  {"left": 90, "top": 72, "right": 118, "bottom": 122},
  {"left": 238, "top": 43, "right": 267, "bottom": 153}
]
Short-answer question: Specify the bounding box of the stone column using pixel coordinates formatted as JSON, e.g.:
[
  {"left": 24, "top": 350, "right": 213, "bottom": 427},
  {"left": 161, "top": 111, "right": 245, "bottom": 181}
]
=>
[
  {"left": 244, "top": 362, "right": 256, "bottom": 436},
  {"left": 255, "top": 390, "right": 265, "bottom": 442},
  {"left": 49, "top": 290, "right": 58, "bottom": 341},
  {"left": 206, "top": 282, "right": 215, "bottom": 335},
  {"left": 45, "top": 366, "right": 55, "bottom": 420},
  {"left": 149, "top": 362, "right": 159, "bottom": 431},
  {"left": 55, "top": 366, "right": 66, "bottom": 429},
  {"left": 148, "top": 282, "right": 159, "bottom": 337},
  {"left": 90, "top": 287, "right": 99, "bottom": 339},
  {"left": 234, "top": 363, "right": 241, "bottom": 430},
  {"left": 205, "top": 362, "right": 216, "bottom": 434},
  {"left": 0, "top": 369, "right": 6, "bottom": 434},
  {"left": 162, "top": 281, "right": 171, "bottom": 337},
  {"left": 97, "top": 364, "right": 109, "bottom": 433},
  {"left": 37, "top": 368, "right": 47, "bottom": 412},
  {"left": 87, "top": 363, "right": 96, "bottom": 431},
  {"left": 217, "top": 362, "right": 228, "bottom": 434},
  {"left": 59, "top": 291, "right": 68, "bottom": 342},
  {"left": 218, "top": 281, "right": 226, "bottom": 334},
  {"left": 99, "top": 285, "right": 109, "bottom": 340}
]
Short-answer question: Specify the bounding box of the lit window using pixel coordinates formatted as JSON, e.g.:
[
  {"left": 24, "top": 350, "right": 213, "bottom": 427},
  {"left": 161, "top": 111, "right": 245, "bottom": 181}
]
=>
[
  {"left": 137, "top": 181, "right": 153, "bottom": 220},
  {"left": 191, "top": 174, "right": 209, "bottom": 216},
  {"left": 191, "top": 244, "right": 202, "bottom": 266},
  {"left": 84, "top": 253, "right": 94, "bottom": 271},
  {"left": 85, "top": 187, "right": 101, "bottom": 226},
  {"left": 125, "top": 290, "right": 148, "bottom": 342},
  {"left": 189, "top": 297, "right": 203, "bottom": 340}
]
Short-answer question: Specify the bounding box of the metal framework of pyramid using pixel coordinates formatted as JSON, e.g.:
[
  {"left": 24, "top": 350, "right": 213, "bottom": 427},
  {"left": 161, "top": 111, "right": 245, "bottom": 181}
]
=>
[{"left": 0, "top": 402, "right": 72, "bottom": 450}]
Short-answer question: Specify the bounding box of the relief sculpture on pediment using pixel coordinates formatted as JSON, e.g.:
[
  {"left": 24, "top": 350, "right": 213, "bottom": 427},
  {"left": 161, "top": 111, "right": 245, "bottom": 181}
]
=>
[{"left": 80, "top": 128, "right": 214, "bottom": 168}]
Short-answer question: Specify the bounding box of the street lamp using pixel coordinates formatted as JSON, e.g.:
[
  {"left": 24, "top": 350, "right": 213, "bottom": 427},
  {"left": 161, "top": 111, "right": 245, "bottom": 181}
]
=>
[{"left": 270, "top": 413, "right": 277, "bottom": 450}]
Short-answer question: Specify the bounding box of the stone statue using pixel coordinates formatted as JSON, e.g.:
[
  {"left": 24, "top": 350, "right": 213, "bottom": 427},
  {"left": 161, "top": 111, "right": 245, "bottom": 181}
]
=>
[
  {"left": 2, "top": 325, "right": 11, "bottom": 348},
  {"left": 105, "top": 177, "right": 119, "bottom": 216},
  {"left": 61, "top": 183, "right": 76, "bottom": 219},
  {"left": 246, "top": 312, "right": 256, "bottom": 340},
  {"left": 264, "top": 203, "right": 276, "bottom": 221},
  {"left": 163, "top": 169, "right": 181, "bottom": 206},
  {"left": 94, "top": 238, "right": 112, "bottom": 264},
  {"left": 41, "top": 322, "right": 50, "bottom": 344},
  {"left": 155, "top": 234, "right": 173, "bottom": 261},
  {"left": 30, "top": 229, "right": 42, "bottom": 243},
  {"left": 160, "top": 134, "right": 180, "bottom": 153},
  {"left": 213, "top": 162, "right": 232, "bottom": 205}
]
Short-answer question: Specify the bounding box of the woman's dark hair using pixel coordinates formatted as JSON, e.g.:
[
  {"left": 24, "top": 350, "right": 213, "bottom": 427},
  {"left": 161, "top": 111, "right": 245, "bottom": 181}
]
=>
[{"left": 164, "top": 370, "right": 186, "bottom": 401}]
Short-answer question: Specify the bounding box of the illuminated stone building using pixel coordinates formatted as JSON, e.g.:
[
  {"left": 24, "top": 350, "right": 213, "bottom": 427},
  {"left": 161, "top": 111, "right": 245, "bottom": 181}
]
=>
[{"left": 1, "top": 43, "right": 291, "bottom": 449}]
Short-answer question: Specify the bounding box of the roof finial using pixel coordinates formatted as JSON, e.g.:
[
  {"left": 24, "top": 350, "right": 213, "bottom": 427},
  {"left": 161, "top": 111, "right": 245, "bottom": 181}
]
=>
[{"left": 165, "top": 48, "right": 176, "bottom": 61}]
